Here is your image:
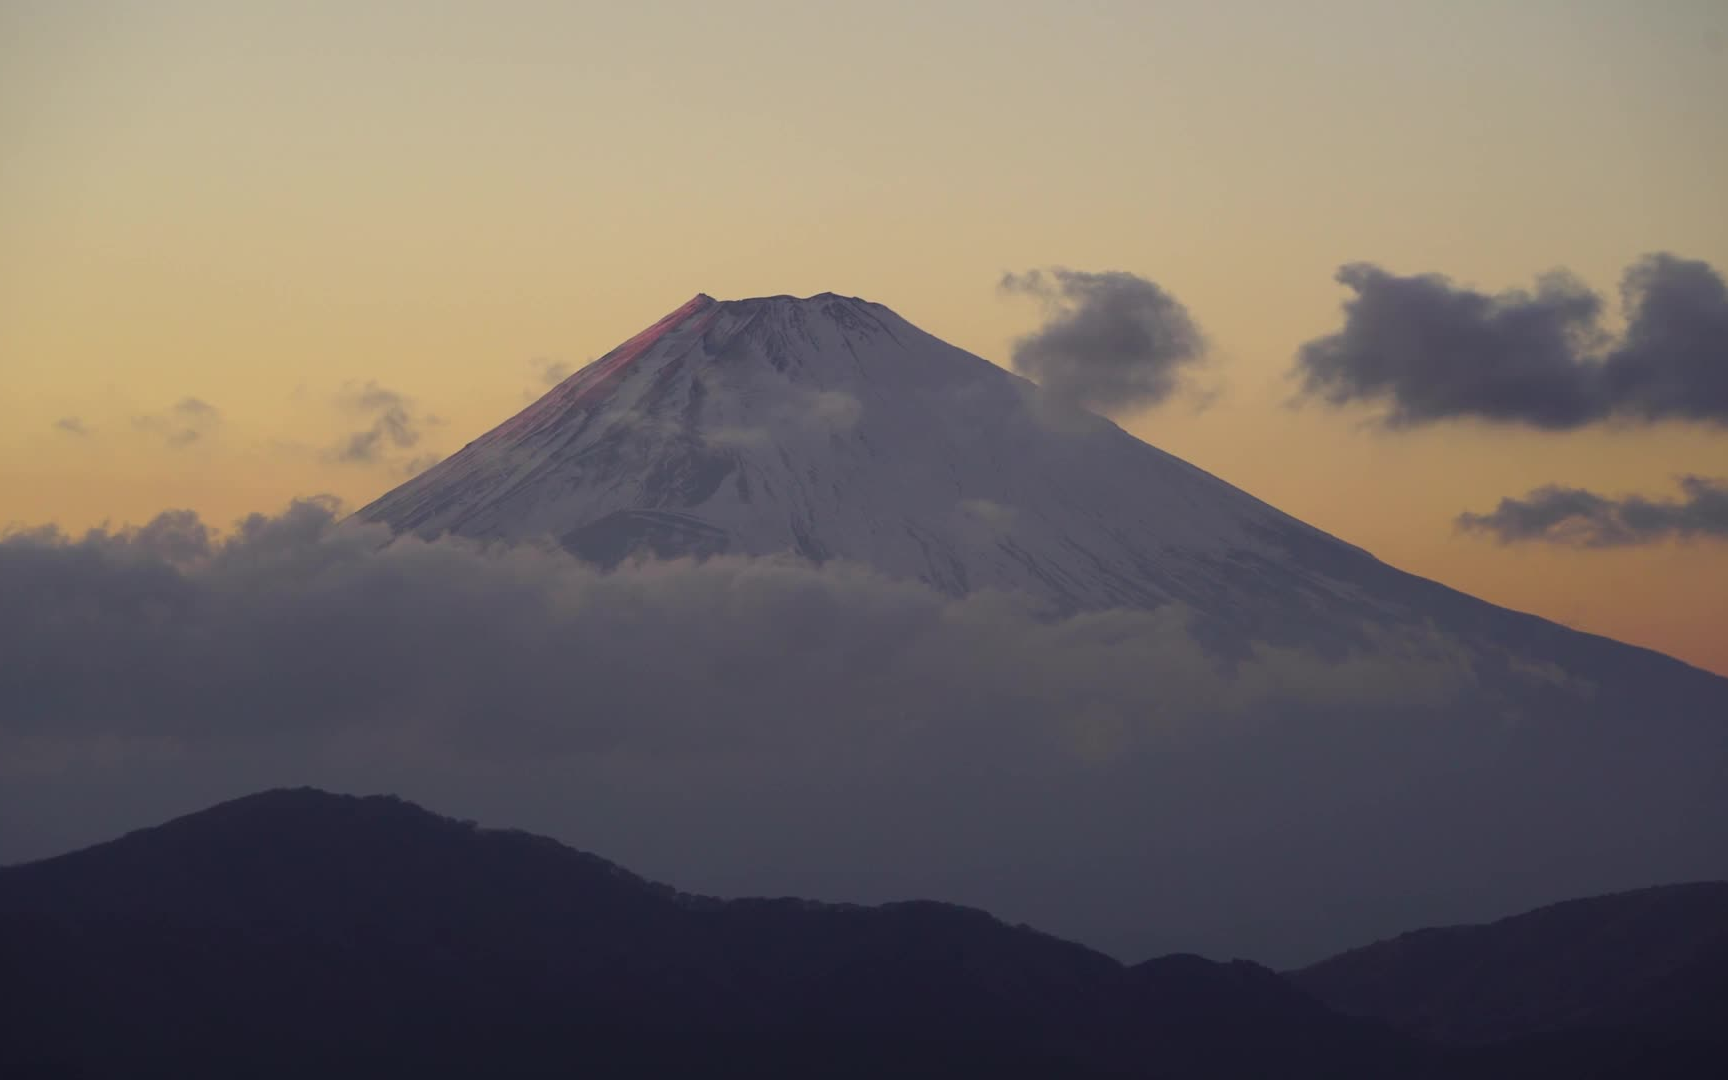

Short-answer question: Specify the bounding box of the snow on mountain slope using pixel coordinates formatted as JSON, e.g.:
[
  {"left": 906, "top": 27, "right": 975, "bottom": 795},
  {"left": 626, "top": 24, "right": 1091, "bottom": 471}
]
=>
[
  {"left": 357, "top": 292, "right": 1388, "bottom": 632},
  {"left": 356, "top": 292, "right": 1720, "bottom": 682}
]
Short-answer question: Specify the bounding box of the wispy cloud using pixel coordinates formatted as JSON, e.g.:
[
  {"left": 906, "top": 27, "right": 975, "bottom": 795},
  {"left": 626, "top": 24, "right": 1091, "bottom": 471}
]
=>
[
  {"left": 531, "top": 358, "right": 575, "bottom": 386},
  {"left": 331, "top": 381, "right": 438, "bottom": 466},
  {"left": 133, "top": 397, "right": 221, "bottom": 448}
]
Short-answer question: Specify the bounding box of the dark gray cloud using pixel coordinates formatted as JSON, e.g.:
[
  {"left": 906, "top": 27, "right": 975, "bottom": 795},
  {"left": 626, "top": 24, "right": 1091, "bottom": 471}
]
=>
[
  {"left": 1458, "top": 476, "right": 1728, "bottom": 547},
  {"left": 1293, "top": 254, "right": 1728, "bottom": 428},
  {"left": 333, "top": 382, "right": 432, "bottom": 464},
  {"left": 2, "top": 499, "right": 1724, "bottom": 968},
  {"left": 1604, "top": 255, "right": 1728, "bottom": 423},
  {"left": 1001, "top": 269, "right": 1207, "bottom": 415},
  {"left": 133, "top": 397, "right": 222, "bottom": 448},
  {"left": 53, "top": 416, "right": 89, "bottom": 437}
]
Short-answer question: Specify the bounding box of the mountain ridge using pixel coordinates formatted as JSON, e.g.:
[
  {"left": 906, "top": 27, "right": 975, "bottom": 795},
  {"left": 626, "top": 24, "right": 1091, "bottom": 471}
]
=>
[
  {"left": 5, "top": 789, "right": 1724, "bottom": 1079},
  {"left": 1292, "top": 881, "right": 1728, "bottom": 1046}
]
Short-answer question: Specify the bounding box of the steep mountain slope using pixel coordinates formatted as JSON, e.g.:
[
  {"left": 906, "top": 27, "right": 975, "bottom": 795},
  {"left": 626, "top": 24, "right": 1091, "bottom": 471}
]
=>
[
  {"left": 0, "top": 789, "right": 1434, "bottom": 1080},
  {"left": 1292, "top": 882, "right": 1728, "bottom": 1045}
]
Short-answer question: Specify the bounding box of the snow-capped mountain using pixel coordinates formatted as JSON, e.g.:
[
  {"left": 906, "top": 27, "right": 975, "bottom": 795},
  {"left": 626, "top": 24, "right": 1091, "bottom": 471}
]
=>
[
  {"left": 356, "top": 292, "right": 1709, "bottom": 669},
  {"left": 360, "top": 293, "right": 1339, "bottom": 613}
]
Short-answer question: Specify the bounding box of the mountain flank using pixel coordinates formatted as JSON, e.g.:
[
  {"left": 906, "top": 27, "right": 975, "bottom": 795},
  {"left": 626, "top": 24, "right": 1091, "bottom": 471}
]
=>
[{"left": 1292, "top": 882, "right": 1728, "bottom": 1045}]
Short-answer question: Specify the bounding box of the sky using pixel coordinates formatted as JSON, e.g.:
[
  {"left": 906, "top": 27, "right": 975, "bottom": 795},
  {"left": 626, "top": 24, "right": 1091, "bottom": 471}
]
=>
[{"left": 4, "top": 0, "right": 1727, "bottom": 674}]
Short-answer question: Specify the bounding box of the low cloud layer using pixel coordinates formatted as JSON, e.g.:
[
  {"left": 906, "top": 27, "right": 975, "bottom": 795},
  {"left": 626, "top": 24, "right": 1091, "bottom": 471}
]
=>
[
  {"left": 134, "top": 397, "right": 222, "bottom": 448},
  {"left": 1, "top": 500, "right": 1722, "bottom": 966},
  {"left": 333, "top": 382, "right": 436, "bottom": 465},
  {"left": 1001, "top": 269, "right": 1207, "bottom": 416},
  {"left": 1294, "top": 254, "right": 1728, "bottom": 429},
  {"left": 1459, "top": 476, "right": 1728, "bottom": 547},
  {"left": 0, "top": 500, "right": 1466, "bottom": 760}
]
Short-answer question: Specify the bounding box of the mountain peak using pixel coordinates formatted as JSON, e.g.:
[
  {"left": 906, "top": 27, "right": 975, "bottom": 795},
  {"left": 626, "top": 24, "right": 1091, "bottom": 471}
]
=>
[
  {"left": 357, "top": 289, "right": 1320, "bottom": 604},
  {"left": 690, "top": 291, "right": 885, "bottom": 324},
  {"left": 706, "top": 290, "right": 867, "bottom": 306}
]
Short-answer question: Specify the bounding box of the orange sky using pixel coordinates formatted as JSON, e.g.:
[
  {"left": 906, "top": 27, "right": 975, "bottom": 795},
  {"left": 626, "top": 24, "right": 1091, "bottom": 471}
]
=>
[{"left": 4, "top": 0, "right": 1726, "bottom": 674}]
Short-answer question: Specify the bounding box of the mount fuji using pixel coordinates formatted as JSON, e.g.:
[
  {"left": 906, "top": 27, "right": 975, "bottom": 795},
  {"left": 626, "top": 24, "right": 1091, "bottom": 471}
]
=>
[
  {"left": 353, "top": 292, "right": 1728, "bottom": 963},
  {"left": 359, "top": 293, "right": 1328, "bottom": 615},
  {"left": 360, "top": 292, "right": 1713, "bottom": 671}
]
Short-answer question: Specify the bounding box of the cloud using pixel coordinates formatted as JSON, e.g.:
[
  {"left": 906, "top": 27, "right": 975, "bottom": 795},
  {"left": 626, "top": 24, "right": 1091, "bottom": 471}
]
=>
[
  {"left": 1000, "top": 269, "right": 1207, "bottom": 416},
  {"left": 0, "top": 500, "right": 1471, "bottom": 755},
  {"left": 1, "top": 499, "right": 1722, "bottom": 968},
  {"left": 53, "top": 417, "right": 89, "bottom": 437},
  {"left": 1606, "top": 255, "right": 1728, "bottom": 423},
  {"left": 957, "top": 498, "right": 1017, "bottom": 529},
  {"left": 1292, "top": 254, "right": 1728, "bottom": 429},
  {"left": 521, "top": 359, "right": 581, "bottom": 401},
  {"left": 698, "top": 387, "right": 862, "bottom": 451},
  {"left": 332, "top": 381, "right": 436, "bottom": 465},
  {"left": 400, "top": 453, "right": 444, "bottom": 478},
  {"left": 175, "top": 397, "right": 221, "bottom": 421},
  {"left": 804, "top": 389, "right": 863, "bottom": 430},
  {"left": 1458, "top": 475, "right": 1728, "bottom": 546},
  {"left": 532, "top": 358, "right": 576, "bottom": 386},
  {"left": 133, "top": 397, "right": 222, "bottom": 448},
  {"left": 704, "top": 425, "right": 773, "bottom": 450}
]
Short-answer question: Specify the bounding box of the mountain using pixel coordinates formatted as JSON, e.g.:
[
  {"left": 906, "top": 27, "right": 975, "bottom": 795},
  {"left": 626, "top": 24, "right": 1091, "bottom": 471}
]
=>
[
  {"left": 1, "top": 789, "right": 1437, "bottom": 1080},
  {"left": 1292, "top": 882, "right": 1728, "bottom": 1045},
  {"left": 357, "top": 293, "right": 1355, "bottom": 631},
  {"left": 342, "top": 292, "right": 1728, "bottom": 966},
  {"left": 5, "top": 792, "right": 1724, "bottom": 1078},
  {"left": 11, "top": 792, "right": 1726, "bottom": 1079},
  {"left": 353, "top": 292, "right": 1728, "bottom": 673}
]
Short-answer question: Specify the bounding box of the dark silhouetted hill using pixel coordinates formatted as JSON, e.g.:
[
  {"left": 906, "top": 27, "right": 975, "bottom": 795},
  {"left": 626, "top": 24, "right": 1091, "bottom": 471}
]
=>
[
  {"left": 3, "top": 789, "right": 1723, "bottom": 1078},
  {"left": 0, "top": 789, "right": 1421, "bottom": 1079},
  {"left": 1291, "top": 882, "right": 1728, "bottom": 1074}
]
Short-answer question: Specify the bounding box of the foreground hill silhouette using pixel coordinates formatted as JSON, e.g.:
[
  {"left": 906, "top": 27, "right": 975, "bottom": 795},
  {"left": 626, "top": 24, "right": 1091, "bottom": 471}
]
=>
[
  {"left": 2, "top": 790, "right": 1723, "bottom": 1078},
  {"left": 1293, "top": 882, "right": 1728, "bottom": 1045}
]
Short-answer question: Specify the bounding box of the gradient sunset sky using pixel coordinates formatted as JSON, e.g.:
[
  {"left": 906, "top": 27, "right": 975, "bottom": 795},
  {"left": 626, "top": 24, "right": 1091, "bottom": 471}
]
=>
[{"left": 5, "top": 0, "right": 1726, "bottom": 673}]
